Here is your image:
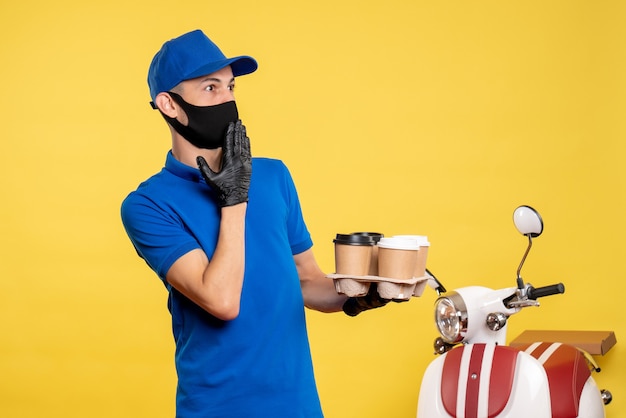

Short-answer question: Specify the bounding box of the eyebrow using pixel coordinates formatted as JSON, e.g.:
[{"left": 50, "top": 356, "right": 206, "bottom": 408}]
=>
[{"left": 199, "top": 76, "right": 235, "bottom": 84}]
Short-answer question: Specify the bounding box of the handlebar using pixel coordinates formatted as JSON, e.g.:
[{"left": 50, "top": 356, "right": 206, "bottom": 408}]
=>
[{"left": 527, "top": 283, "right": 565, "bottom": 299}]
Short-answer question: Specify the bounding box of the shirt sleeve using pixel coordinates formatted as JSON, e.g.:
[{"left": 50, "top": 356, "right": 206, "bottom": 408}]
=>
[
  {"left": 121, "top": 192, "right": 201, "bottom": 282},
  {"left": 280, "top": 162, "right": 313, "bottom": 255}
]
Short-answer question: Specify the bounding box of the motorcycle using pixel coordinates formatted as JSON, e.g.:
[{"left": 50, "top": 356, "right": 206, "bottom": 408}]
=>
[{"left": 417, "top": 205, "right": 613, "bottom": 418}]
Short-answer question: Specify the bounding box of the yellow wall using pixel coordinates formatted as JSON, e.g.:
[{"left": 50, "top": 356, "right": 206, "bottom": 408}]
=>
[{"left": 1, "top": 0, "right": 624, "bottom": 416}]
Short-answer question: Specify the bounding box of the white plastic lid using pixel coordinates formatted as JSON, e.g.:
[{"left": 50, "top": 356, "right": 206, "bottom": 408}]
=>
[
  {"left": 377, "top": 237, "right": 420, "bottom": 250},
  {"left": 393, "top": 235, "right": 430, "bottom": 246}
]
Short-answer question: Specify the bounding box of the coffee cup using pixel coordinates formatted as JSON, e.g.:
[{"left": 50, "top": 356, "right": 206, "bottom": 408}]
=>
[
  {"left": 333, "top": 233, "right": 374, "bottom": 276},
  {"left": 377, "top": 237, "right": 419, "bottom": 280},
  {"left": 350, "top": 232, "right": 384, "bottom": 276},
  {"left": 393, "top": 235, "right": 430, "bottom": 278}
]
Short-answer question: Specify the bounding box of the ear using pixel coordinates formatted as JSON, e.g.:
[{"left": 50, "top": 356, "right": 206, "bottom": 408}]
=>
[{"left": 154, "top": 92, "right": 178, "bottom": 118}]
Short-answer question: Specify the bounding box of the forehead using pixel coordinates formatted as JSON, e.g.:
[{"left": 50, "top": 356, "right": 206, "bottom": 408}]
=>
[{"left": 183, "top": 65, "right": 234, "bottom": 88}]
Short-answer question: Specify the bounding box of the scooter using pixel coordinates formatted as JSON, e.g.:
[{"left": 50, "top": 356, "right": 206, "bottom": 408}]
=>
[{"left": 417, "top": 205, "right": 613, "bottom": 418}]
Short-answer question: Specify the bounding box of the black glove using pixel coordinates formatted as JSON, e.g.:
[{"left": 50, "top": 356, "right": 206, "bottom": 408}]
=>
[
  {"left": 197, "top": 120, "right": 252, "bottom": 207},
  {"left": 342, "top": 283, "right": 390, "bottom": 317}
]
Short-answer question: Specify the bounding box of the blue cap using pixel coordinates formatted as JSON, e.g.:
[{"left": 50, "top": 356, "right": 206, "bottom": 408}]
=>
[{"left": 147, "top": 29, "right": 258, "bottom": 102}]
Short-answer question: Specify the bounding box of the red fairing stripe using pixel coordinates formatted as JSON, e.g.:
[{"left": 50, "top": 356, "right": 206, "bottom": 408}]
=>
[
  {"left": 441, "top": 345, "right": 518, "bottom": 417},
  {"left": 442, "top": 346, "right": 464, "bottom": 416},
  {"left": 464, "top": 344, "right": 486, "bottom": 418},
  {"left": 488, "top": 346, "right": 520, "bottom": 416},
  {"left": 524, "top": 343, "right": 591, "bottom": 418}
]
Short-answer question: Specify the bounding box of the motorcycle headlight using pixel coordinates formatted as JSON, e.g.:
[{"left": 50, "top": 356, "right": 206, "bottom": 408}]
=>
[{"left": 434, "top": 291, "right": 468, "bottom": 344}]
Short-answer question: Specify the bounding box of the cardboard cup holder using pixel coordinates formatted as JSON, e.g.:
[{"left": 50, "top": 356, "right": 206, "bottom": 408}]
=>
[
  {"left": 327, "top": 273, "right": 431, "bottom": 300},
  {"left": 331, "top": 233, "right": 432, "bottom": 300}
]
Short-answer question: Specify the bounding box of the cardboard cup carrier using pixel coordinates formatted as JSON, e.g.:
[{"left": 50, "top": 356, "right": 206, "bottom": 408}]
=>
[{"left": 330, "top": 233, "right": 431, "bottom": 300}]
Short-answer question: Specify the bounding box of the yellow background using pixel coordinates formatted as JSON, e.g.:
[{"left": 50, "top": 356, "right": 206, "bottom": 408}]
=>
[{"left": 1, "top": 0, "right": 624, "bottom": 417}]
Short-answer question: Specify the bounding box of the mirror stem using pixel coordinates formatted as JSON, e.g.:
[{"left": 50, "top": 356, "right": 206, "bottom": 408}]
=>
[{"left": 516, "top": 234, "right": 533, "bottom": 289}]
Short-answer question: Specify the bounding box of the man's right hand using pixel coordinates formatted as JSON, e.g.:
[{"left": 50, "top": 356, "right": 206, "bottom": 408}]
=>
[{"left": 197, "top": 120, "right": 252, "bottom": 207}]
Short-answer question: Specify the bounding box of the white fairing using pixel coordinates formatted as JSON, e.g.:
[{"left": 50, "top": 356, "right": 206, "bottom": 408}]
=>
[
  {"left": 454, "top": 286, "right": 520, "bottom": 346},
  {"left": 578, "top": 377, "right": 606, "bottom": 418},
  {"left": 417, "top": 347, "right": 552, "bottom": 418}
]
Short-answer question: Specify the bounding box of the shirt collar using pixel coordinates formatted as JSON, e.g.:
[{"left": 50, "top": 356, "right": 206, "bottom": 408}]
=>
[{"left": 164, "top": 150, "right": 203, "bottom": 182}]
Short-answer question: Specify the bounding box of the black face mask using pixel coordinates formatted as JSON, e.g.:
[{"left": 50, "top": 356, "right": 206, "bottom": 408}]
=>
[{"left": 161, "top": 91, "right": 239, "bottom": 149}]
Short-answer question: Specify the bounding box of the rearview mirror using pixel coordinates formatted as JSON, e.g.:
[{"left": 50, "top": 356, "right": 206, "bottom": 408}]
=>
[{"left": 513, "top": 205, "right": 543, "bottom": 238}]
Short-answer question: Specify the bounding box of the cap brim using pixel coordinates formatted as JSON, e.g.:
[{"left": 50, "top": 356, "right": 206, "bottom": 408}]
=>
[{"left": 186, "top": 55, "right": 258, "bottom": 81}]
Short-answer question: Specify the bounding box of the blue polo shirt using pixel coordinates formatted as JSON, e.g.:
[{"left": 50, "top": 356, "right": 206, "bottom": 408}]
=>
[{"left": 121, "top": 151, "right": 323, "bottom": 418}]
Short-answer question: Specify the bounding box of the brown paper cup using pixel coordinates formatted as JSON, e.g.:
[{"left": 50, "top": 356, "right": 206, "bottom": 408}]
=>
[
  {"left": 393, "top": 235, "right": 430, "bottom": 278},
  {"left": 415, "top": 245, "right": 429, "bottom": 278},
  {"left": 376, "top": 236, "right": 419, "bottom": 280},
  {"left": 369, "top": 245, "right": 380, "bottom": 276},
  {"left": 334, "top": 243, "right": 372, "bottom": 276},
  {"left": 351, "top": 232, "right": 384, "bottom": 276},
  {"left": 378, "top": 247, "right": 418, "bottom": 280}
]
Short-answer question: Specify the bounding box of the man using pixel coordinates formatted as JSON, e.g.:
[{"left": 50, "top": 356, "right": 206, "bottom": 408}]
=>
[{"left": 121, "top": 29, "right": 386, "bottom": 417}]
